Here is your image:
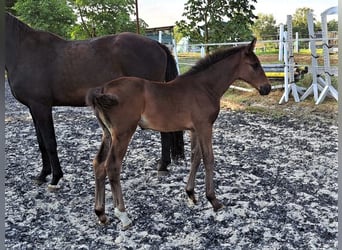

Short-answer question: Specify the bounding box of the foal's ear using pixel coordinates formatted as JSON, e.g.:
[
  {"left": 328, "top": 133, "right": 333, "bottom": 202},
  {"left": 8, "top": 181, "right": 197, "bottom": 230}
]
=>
[{"left": 248, "top": 37, "right": 257, "bottom": 53}]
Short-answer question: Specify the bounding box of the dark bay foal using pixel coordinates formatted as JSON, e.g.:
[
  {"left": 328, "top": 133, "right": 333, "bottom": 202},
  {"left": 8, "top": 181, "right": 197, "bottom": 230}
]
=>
[{"left": 87, "top": 38, "right": 271, "bottom": 228}]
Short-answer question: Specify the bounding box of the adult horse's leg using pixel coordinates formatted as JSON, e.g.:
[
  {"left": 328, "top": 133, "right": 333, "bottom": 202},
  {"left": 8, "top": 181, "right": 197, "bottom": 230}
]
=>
[
  {"left": 185, "top": 131, "right": 202, "bottom": 205},
  {"left": 158, "top": 131, "right": 185, "bottom": 173},
  {"left": 31, "top": 115, "right": 52, "bottom": 184},
  {"left": 29, "top": 104, "right": 63, "bottom": 188},
  {"left": 157, "top": 132, "right": 172, "bottom": 172},
  {"left": 93, "top": 127, "right": 111, "bottom": 224},
  {"left": 197, "top": 126, "right": 223, "bottom": 212},
  {"left": 171, "top": 131, "right": 185, "bottom": 163},
  {"left": 158, "top": 42, "right": 185, "bottom": 171},
  {"left": 106, "top": 129, "right": 136, "bottom": 229}
]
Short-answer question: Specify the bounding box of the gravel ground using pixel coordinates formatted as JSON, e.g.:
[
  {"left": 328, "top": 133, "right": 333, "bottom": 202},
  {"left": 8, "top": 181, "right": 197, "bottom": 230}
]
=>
[{"left": 5, "top": 82, "right": 338, "bottom": 249}]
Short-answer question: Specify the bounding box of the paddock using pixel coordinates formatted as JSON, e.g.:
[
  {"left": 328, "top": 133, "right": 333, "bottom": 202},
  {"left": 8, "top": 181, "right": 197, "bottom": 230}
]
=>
[{"left": 5, "top": 81, "right": 337, "bottom": 248}]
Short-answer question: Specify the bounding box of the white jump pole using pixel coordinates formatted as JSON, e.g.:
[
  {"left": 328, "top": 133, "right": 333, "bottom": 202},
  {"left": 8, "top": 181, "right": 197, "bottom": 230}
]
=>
[
  {"left": 278, "top": 24, "right": 284, "bottom": 61},
  {"left": 315, "top": 6, "right": 338, "bottom": 104},
  {"left": 300, "top": 11, "right": 321, "bottom": 102},
  {"left": 279, "top": 15, "right": 301, "bottom": 104},
  {"left": 158, "top": 30, "right": 162, "bottom": 43}
]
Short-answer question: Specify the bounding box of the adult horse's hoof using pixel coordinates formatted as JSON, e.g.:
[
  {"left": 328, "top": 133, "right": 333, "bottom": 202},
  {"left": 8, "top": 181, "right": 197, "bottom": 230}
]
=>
[
  {"left": 34, "top": 174, "right": 48, "bottom": 185},
  {"left": 156, "top": 159, "right": 170, "bottom": 172},
  {"left": 47, "top": 183, "right": 61, "bottom": 191},
  {"left": 157, "top": 170, "right": 169, "bottom": 176},
  {"left": 34, "top": 178, "right": 47, "bottom": 186}
]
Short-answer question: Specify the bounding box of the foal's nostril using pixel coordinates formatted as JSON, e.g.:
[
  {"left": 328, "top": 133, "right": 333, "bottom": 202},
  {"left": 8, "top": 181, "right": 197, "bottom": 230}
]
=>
[{"left": 259, "top": 84, "right": 271, "bottom": 95}]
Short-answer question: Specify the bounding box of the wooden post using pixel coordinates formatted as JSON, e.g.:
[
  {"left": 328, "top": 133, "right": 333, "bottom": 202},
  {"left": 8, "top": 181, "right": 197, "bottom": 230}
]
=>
[{"left": 135, "top": 0, "right": 140, "bottom": 34}]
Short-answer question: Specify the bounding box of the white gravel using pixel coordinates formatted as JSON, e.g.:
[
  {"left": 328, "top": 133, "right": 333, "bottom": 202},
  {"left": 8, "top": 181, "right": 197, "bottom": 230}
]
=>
[{"left": 5, "top": 83, "right": 337, "bottom": 249}]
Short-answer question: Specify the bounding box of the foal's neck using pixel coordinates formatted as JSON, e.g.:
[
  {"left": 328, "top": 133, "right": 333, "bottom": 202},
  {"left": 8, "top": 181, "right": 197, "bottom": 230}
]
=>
[{"left": 195, "top": 53, "right": 241, "bottom": 99}]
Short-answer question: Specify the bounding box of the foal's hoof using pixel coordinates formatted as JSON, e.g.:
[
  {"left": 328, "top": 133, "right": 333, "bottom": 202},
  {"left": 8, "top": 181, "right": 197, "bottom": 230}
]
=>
[
  {"left": 114, "top": 208, "right": 132, "bottom": 230},
  {"left": 212, "top": 201, "right": 224, "bottom": 212},
  {"left": 98, "top": 215, "right": 109, "bottom": 225},
  {"left": 187, "top": 197, "right": 197, "bottom": 207}
]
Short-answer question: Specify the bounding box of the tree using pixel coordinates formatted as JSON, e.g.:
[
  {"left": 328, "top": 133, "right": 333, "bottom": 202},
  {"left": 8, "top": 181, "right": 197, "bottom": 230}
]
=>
[
  {"left": 5, "top": 0, "right": 18, "bottom": 14},
  {"left": 13, "top": 0, "right": 76, "bottom": 38},
  {"left": 69, "top": 0, "right": 143, "bottom": 39},
  {"left": 292, "top": 7, "right": 313, "bottom": 38},
  {"left": 176, "top": 0, "right": 257, "bottom": 52},
  {"left": 251, "top": 13, "right": 278, "bottom": 40},
  {"left": 327, "top": 20, "right": 338, "bottom": 31}
]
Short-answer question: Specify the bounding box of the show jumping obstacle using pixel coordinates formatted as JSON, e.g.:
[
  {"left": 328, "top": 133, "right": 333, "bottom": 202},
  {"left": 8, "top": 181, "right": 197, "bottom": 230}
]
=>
[
  {"left": 86, "top": 38, "right": 271, "bottom": 229},
  {"left": 279, "top": 7, "right": 338, "bottom": 104},
  {"left": 301, "top": 7, "right": 338, "bottom": 104}
]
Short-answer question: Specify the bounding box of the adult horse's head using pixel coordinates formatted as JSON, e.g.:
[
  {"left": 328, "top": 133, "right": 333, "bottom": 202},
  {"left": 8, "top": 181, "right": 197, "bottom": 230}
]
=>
[{"left": 238, "top": 38, "right": 271, "bottom": 95}]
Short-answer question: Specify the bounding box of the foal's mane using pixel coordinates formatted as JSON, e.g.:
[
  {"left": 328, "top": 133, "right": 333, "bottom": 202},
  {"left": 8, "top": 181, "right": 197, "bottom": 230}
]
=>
[{"left": 181, "top": 45, "right": 246, "bottom": 77}]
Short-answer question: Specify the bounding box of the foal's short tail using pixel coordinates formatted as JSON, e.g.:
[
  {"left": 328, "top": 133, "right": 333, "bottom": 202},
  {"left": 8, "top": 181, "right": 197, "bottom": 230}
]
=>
[
  {"left": 157, "top": 42, "right": 185, "bottom": 161},
  {"left": 86, "top": 87, "right": 118, "bottom": 112}
]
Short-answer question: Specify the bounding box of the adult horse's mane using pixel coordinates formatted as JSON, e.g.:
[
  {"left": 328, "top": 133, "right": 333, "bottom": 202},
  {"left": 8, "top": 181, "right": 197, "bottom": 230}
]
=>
[
  {"left": 6, "top": 12, "right": 34, "bottom": 34},
  {"left": 6, "top": 12, "right": 64, "bottom": 40},
  {"left": 182, "top": 45, "right": 245, "bottom": 77}
]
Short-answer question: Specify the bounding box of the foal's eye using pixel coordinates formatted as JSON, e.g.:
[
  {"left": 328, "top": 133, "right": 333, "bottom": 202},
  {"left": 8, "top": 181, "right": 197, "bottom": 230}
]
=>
[{"left": 251, "top": 63, "right": 259, "bottom": 70}]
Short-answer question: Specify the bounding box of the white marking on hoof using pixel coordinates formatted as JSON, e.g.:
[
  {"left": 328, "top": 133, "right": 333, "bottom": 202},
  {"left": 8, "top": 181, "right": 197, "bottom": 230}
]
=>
[
  {"left": 47, "top": 184, "right": 61, "bottom": 191},
  {"left": 114, "top": 208, "right": 132, "bottom": 230},
  {"left": 98, "top": 216, "right": 109, "bottom": 225},
  {"left": 187, "top": 198, "right": 196, "bottom": 207}
]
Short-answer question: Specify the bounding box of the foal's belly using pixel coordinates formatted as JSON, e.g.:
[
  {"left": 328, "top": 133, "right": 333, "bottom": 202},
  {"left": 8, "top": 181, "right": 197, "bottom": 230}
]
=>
[{"left": 139, "top": 114, "right": 191, "bottom": 132}]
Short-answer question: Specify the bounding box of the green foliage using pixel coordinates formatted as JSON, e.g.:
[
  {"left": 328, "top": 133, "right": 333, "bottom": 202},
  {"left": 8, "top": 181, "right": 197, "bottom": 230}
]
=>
[
  {"left": 292, "top": 7, "right": 313, "bottom": 38},
  {"left": 8, "top": 0, "right": 147, "bottom": 40},
  {"left": 13, "top": 0, "right": 76, "bottom": 38},
  {"left": 5, "top": 0, "right": 17, "bottom": 13},
  {"left": 176, "top": 0, "right": 257, "bottom": 47},
  {"left": 251, "top": 13, "right": 278, "bottom": 40},
  {"left": 69, "top": 0, "right": 142, "bottom": 39},
  {"left": 327, "top": 20, "right": 338, "bottom": 31}
]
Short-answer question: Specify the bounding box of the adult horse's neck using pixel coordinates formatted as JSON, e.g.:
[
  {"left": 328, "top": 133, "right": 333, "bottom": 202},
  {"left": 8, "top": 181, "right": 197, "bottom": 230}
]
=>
[
  {"left": 5, "top": 12, "right": 65, "bottom": 74},
  {"left": 5, "top": 13, "right": 31, "bottom": 71}
]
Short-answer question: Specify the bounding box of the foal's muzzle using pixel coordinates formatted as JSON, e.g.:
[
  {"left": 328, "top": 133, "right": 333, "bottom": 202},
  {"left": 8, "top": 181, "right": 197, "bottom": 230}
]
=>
[{"left": 259, "top": 84, "right": 271, "bottom": 95}]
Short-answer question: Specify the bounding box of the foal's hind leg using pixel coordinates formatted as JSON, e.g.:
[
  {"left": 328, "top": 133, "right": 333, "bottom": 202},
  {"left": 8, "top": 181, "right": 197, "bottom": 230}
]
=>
[
  {"left": 106, "top": 129, "right": 136, "bottom": 230},
  {"left": 29, "top": 104, "right": 63, "bottom": 188},
  {"left": 185, "top": 131, "right": 202, "bottom": 205},
  {"left": 93, "top": 132, "right": 111, "bottom": 224}
]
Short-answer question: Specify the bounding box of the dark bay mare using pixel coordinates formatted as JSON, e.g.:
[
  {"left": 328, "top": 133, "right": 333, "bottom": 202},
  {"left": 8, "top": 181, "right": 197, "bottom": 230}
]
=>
[
  {"left": 86, "top": 38, "right": 271, "bottom": 229},
  {"left": 5, "top": 12, "right": 184, "bottom": 188}
]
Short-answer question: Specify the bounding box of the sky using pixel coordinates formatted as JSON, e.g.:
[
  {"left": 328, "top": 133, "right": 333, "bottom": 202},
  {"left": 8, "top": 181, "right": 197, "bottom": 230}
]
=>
[{"left": 137, "top": 0, "right": 338, "bottom": 28}]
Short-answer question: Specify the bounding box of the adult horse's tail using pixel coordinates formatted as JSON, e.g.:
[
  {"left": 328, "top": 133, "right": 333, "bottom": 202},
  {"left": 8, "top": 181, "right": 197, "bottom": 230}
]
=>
[{"left": 157, "top": 43, "right": 185, "bottom": 163}]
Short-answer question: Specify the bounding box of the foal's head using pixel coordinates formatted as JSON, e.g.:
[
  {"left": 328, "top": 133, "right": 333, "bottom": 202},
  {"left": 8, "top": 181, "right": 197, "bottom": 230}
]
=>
[{"left": 238, "top": 38, "right": 271, "bottom": 95}]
